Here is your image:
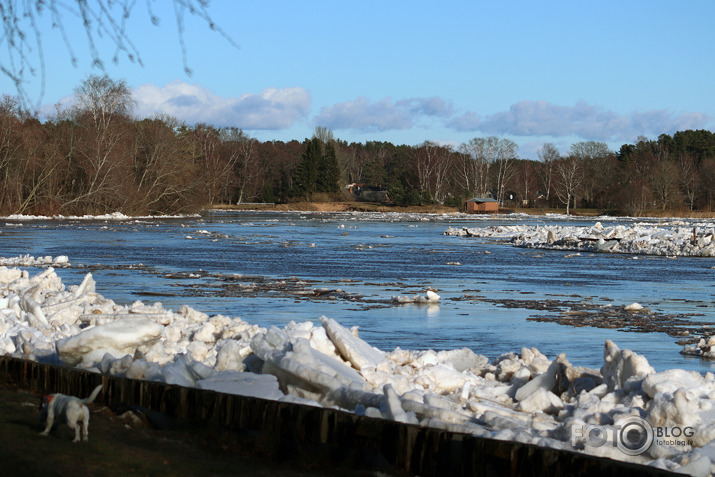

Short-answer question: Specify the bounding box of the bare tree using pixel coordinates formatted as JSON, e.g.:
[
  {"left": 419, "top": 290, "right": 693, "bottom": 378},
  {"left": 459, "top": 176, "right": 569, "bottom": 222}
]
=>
[
  {"left": 678, "top": 153, "right": 698, "bottom": 211},
  {"left": 458, "top": 137, "right": 498, "bottom": 198},
  {"left": 190, "top": 124, "right": 230, "bottom": 205},
  {"left": 132, "top": 115, "right": 201, "bottom": 214},
  {"left": 221, "top": 127, "right": 261, "bottom": 204},
  {"left": 700, "top": 158, "right": 715, "bottom": 211},
  {"left": 64, "top": 74, "right": 134, "bottom": 213},
  {"left": 338, "top": 145, "right": 363, "bottom": 185},
  {"left": 621, "top": 152, "right": 653, "bottom": 216},
  {"left": 649, "top": 158, "right": 680, "bottom": 210},
  {"left": 432, "top": 144, "right": 453, "bottom": 203},
  {"left": 553, "top": 155, "right": 584, "bottom": 215},
  {"left": 455, "top": 146, "right": 475, "bottom": 196},
  {"left": 312, "top": 126, "right": 334, "bottom": 144},
  {"left": 415, "top": 141, "right": 451, "bottom": 202},
  {"left": 14, "top": 117, "right": 64, "bottom": 214},
  {"left": 494, "top": 139, "right": 517, "bottom": 206},
  {"left": 571, "top": 141, "right": 611, "bottom": 207},
  {"left": 0, "top": 96, "right": 25, "bottom": 212},
  {"left": 516, "top": 160, "right": 537, "bottom": 207},
  {"left": 536, "top": 143, "right": 559, "bottom": 203},
  {"left": 0, "top": 0, "right": 238, "bottom": 111}
]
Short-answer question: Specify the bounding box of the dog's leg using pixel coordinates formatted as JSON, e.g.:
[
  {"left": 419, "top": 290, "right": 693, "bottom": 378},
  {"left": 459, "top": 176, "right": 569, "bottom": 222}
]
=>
[
  {"left": 70, "top": 421, "right": 81, "bottom": 443},
  {"left": 82, "top": 409, "right": 90, "bottom": 442},
  {"left": 40, "top": 408, "right": 54, "bottom": 436}
]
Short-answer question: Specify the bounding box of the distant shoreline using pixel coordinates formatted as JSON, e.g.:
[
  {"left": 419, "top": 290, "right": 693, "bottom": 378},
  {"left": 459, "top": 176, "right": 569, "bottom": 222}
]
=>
[{"left": 211, "top": 202, "right": 715, "bottom": 219}]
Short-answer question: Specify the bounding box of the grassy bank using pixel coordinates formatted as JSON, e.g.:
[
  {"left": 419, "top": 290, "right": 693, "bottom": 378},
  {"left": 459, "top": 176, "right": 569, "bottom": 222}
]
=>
[
  {"left": 211, "top": 202, "right": 715, "bottom": 219},
  {"left": 212, "top": 201, "right": 462, "bottom": 214}
]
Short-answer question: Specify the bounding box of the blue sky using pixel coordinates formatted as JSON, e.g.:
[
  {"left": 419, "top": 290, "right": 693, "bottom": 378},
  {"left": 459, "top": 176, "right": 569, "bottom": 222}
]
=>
[{"left": 2, "top": 1, "right": 714, "bottom": 158}]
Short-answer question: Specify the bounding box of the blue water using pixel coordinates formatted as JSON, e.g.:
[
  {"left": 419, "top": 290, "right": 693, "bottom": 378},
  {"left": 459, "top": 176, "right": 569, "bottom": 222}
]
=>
[{"left": 1, "top": 210, "right": 714, "bottom": 373}]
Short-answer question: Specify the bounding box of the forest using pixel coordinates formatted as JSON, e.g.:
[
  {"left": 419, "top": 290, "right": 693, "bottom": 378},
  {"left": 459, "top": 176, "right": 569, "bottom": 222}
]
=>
[{"left": 1, "top": 75, "right": 715, "bottom": 217}]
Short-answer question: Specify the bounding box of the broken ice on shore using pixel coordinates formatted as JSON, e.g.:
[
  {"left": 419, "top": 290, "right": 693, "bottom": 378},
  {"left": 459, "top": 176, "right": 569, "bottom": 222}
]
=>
[
  {"left": 2, "top": 257, "right": 715, "bottom": 475},
  {"left": 0, "top": 255, "right": 69, "bottom": 267},
  {"left": 445, "top": 221, "right": 715, "bottom": 257},
  {"left": 3, "top": 212, "right": 199, "bottom": 221}
]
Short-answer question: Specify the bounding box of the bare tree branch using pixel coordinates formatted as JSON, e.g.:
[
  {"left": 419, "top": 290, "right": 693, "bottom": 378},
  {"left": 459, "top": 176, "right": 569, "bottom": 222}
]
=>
[{"left": 0, "top": 0, "right": 238, "bottom": 112}]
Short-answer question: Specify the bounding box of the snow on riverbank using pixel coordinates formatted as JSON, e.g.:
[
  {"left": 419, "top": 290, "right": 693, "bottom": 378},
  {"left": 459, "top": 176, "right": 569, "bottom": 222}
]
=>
[
  {"left": 2, "top": 212, "right": 199, "bottom": 221},
  {"left": 445, "top": 221, "right": 715, "bottom": 257},
  {"left": 1, "top": 257, "right": 714, "bottom": 474}
]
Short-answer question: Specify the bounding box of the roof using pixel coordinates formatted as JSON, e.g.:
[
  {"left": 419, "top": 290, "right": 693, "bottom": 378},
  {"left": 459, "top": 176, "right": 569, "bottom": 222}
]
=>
[{"left": 466, "top": 198, "right": 498, "bottom": 203}]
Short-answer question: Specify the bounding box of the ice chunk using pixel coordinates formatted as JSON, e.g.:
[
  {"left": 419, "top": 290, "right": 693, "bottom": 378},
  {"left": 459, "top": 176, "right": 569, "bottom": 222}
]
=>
[
  {"left": 436, "top": 348, "right": 489, "bottom": 372},
  {"left": 73, "top": 273, "right": 96, "bottom": 297},
  {"left": 383, "top": 384, "right": 410, "bottom": 423},
  {"left": 197, "top": 371, "right": 284, "bottom": 400},
  {"left": 178, "top": 305, "right": 209, "bottom": 324},
  {"left": 251, "top": 331, "right": 366, "bottom": 396},
  {"left": 625, "top": 302, "right": 644, "bottom": 311},
  {"left": 515, "top": 357, "right": 561, "bottom": 402},
  {"left": 421, "top": 364, "right": 467, "bottom": 393},
  {"left": 642, "top": 369, "right": 706, "bottom": 398},
  {"left": 601, "top": 340, "right": 654, "bottom": 392},
  {"left": 162, "top": 355, "right": 202, "bottom": 387},
  {"left": 19, "top": 292, "right": 48, "bottom": 327},
  {"left": 56, "top": 317, "right": 163, "bottom": 366},
  {"left": 425, "top": 290, "right": 440, "bottom": 302},
  {"left": 215, "top": 340, "right": 249, "bottom": 372},
  {"left": 320, "top": 316, "right": 386, "bottom": 370},
  {"left": 517, "top": 388, "right": 564, "bottom": 414}
]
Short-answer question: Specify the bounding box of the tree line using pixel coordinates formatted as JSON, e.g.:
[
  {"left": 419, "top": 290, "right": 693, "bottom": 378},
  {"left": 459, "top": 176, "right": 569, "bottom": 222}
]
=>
[{"left": 1, "top": 75, "right": 714, "bottom": 216}]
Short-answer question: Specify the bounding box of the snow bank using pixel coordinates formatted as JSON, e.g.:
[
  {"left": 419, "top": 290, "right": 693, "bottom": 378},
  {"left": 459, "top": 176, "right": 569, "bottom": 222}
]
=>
[
  {"left": 0, "top": 257, "right": 714, "bottom": 473},
  {"left": 445, "top": 221, "right": 715, "bottom": 257},
  {"left": 3, "top": 211, "right": 199, "bottom": 220}
]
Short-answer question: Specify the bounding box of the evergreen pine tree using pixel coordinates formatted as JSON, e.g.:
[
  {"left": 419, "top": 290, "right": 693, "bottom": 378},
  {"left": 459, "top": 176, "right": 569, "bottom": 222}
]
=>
[
  {"left": 317, "top": 142, "right": 341, "bottom": 193},
  {"left": 291, "top": 138, "right": 322, "bottom": 199}
]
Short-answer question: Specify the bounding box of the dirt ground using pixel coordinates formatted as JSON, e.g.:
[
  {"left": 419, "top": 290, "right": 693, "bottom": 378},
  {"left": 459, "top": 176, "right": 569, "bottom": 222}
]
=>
[{"left": 0, "top": 375, "right": 388, "bottom": 477}]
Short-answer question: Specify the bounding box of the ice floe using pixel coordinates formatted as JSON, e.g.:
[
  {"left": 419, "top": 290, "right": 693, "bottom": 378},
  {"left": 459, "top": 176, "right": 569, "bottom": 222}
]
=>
[
  {"left": 1, "top": 257, "right": 715, "bottom": 474},
  {"left": 0, "top": 255, "right": 69, "bottom": 267},
  {"left": 445, "top": 221, "right": 715, "bottom": 257},
  {"left": 682, "top": 336, "right": 715, "bottom": 360},
  {"left": 391, "top": 289, "right": 441, "bottom": 304}
]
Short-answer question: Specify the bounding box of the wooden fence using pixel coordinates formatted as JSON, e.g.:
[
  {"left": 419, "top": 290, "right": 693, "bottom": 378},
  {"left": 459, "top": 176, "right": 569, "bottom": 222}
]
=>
[{"left": 0, "top": 356, "right": 673, "bottom": 476}]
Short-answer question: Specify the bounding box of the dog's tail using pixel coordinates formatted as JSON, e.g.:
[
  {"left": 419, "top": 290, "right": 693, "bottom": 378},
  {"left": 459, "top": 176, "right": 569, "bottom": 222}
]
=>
[{"left": 82, "top": 384, "right": 103, "bottom": 404}]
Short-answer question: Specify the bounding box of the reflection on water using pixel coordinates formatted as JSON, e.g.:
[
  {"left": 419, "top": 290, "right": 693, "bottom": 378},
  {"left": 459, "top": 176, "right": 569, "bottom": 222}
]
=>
[{"left": 1, "top": 210, "right": 713, "bottom": 373}]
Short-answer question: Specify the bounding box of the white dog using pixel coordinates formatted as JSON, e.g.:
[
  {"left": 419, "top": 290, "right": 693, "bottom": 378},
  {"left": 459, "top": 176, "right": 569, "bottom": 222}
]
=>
[{"left": 40, "top": 384, "right": 103, "bottom": 442}]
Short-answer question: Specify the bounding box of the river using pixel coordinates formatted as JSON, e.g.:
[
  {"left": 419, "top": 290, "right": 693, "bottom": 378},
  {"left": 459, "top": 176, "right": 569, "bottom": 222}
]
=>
[{"left": 1, "top": 210, "right": 713, "bottom": 373}]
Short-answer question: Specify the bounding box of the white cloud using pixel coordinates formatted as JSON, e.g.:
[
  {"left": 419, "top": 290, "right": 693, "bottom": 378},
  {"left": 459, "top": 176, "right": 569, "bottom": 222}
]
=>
[
  {"left": 448, "top": 100, "right": 710, "bottom": 142},
  {"left": 314, "top": 96, "right": 453, "bottom": 132},
  {"left": 448, "top": 111, "right": 481, "bottom": 132},
  {"left": 132, "top": 81, "right": 311, "bottom": 129},
  {"left": 396, "top": 97, "right": 454, "bottom": 117},
  {"left": 314, "top": 97, "right": 412, "bottom": 132},
  {"left": 43, "top": 84, "right": 710, "bottom": 146}
]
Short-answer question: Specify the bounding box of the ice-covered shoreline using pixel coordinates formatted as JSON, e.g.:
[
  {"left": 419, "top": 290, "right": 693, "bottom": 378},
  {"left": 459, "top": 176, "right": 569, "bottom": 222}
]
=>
[
  {"left": 1, "top": 211, "right": 200, "bottom": 221},
  {"left": 445, "top": 221, "right": 715, "bottom": 257},
  {"left": 1, "top": 257, "right": 714, "bottom": 474}
]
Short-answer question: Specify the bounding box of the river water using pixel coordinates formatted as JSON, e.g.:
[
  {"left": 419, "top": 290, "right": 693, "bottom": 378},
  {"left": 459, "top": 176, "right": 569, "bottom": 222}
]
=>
[{"left": 1, "top": 210, "right": 714, "bottom": 373}]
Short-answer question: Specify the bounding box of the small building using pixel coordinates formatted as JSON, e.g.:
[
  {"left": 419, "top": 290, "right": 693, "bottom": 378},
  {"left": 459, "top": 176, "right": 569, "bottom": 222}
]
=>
[
  {"left": 344, "top": 183, "right": 391, "bottom": 203},
  {"left": 465, "top": 198, "right": 499, "bottom": 213}
]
